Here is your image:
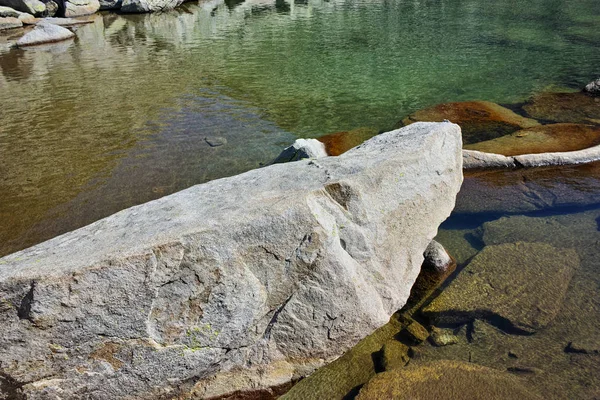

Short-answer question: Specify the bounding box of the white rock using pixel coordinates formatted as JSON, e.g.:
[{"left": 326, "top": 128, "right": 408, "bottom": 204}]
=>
[
  {"left": 120, "top": 0, "right": 184, "bottom": 13},
  {"left": 272, "top": 138, "right": 328, "bottom": 164},
  {"left": 423, "top": 240, "right": 453, "bottom": 273},
  {"left": 16, "top": 21, "right": 74, "bottom": 46},
  {"left": 0, "top": 122, "right": 463, "bottom": 399}
]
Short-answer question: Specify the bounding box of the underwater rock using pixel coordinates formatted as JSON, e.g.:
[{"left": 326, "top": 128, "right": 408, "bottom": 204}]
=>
[
  {"left": 205, "top": 136, "right": 227, "bottom": 147},
  {"left": 41, "top": 16, "right": 93, "bottom": 25},
  {"left": 584, "top": 79, "right": 600, "bottom": 96},
  {"left": 16, "top": 21, "right": 74, "bottom": 46},
  {"left": 356, "top": 360, "right": 542, "bottom": 400},
  {"left": 430, "top": 326, "right": 459, "bottom": 347},
  {"left": 271, "top": 138, "right": 327, "bottom": 163},
  {"left": 400, "top": 101, "right": 540, "bottom": 144},
  {"left": 464, "top": 124, "right": 600, "bottom": 156},
  {"left": 522, "top": 91, "right": 600, "bottom": 124},
  {"left": 0, "top": 122, "right": 463, "bottom": 399},
  {"left": 381, "top": 340, "right": 410, "bottom": 371},
  {"left": 422, "top": 242, "right": 578, "bottom": 333},
  {"left": 317, "top": 127, "right": 380, "bottom": 156},
  {"left": 0, "top": 0, "right": 45, "bottom": 16},
  {"left": 401, "top": 320, "right": 430, "bottom": 344}
]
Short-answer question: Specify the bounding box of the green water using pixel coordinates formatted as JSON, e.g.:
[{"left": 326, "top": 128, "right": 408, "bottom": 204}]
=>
[{"left": 1, "top": 0, "right": 600, "bottom": 255}]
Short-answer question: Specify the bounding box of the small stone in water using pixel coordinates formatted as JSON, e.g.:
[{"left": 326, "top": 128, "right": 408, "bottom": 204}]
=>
[
  {"left": 205, "top": 136, "right": 227, "bottom": 147},
  {"left": 430, "top": 326, "right": 459, "bottom": 347},
  {"left": 401, "top": 320, "right": 429, "bottom": 344}
]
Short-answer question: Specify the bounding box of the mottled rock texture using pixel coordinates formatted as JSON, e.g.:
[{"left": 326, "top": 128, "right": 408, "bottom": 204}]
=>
[
  {"left": 0, "top": 122, "right": 463, "bottom": 399},
  {"left": 16, "top": 21, "right": 74, "bottom": 46},
  {"left": 120, "top": 0, "right": 183, "bottom": 13}
]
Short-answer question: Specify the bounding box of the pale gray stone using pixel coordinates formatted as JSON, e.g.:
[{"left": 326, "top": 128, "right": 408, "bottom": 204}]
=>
[
  {"left": 120, "top": 0, "right": 184, "bottom": 13},
  {"left": 16, "top": 21, "right": 74, "bottom": 46},
  {"left": 64, "top": 0, "right": 99, "bottom": 17},
  {"left": 272, "top": 138, "right": 328, "bottom": 164},
  {"left": 40, "top": 16, "right": 93, "bottom": 25},
  {"left": 0, "top": 122, "right": 463, "bottom": 399},
  {"left": 0, "top": 0, "right": 45, "bottom": 16},
  {"left": 422, "top": 240, "right": 452, "bottom": 273},
  {"left": 0, "top": 15, "right": 21, "bottom": 29}
]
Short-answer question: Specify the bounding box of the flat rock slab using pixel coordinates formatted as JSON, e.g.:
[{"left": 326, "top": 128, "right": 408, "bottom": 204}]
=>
[
  {"left": 0, "top": 15, "right": 21, "bottom": 29},
  {"left": 455, "top": 161, "right": 600, "bottom": 214},
  {"left": 522, "top": 91, "right": 600, "bottom": 124},
  {"left": 356, "top": 360, "right": 542, "bottom": 400},
  {"left": 465, "top": 123, "right": 600, "bottom": 156},
  {"left": 422, "top": 242, "right": 578, "bottom": 333},
  {"left": 400, "top": 101, "right": 540, "bottom": 144},
  {"left": 0, "top": 122, "right": 463, "bottom": 399},
  {"left": 317, "top": 127, "right": 380, "bottom": 156},
  {"left": 40, "top": 17, "right": 93, "bottom": 25},
  {"left": 16, "top": 21, "right": 74, "bottom": 46}
]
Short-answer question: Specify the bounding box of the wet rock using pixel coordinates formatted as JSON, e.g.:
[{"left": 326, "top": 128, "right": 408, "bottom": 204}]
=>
[
  {"left": 0, "top": 4, "right": 19, "bottom": 16},
  {"left": 584, "top": 78, "right": 600, "bottom": 96},
  {"left": 120, "top": 0, "right": 184, "bottom": 13},
  {"left": 465, "top": 124, "right": 600, "bottom": 156},
  {"left": 356, "top": 360, "right": 542, "bottom": 400},
  {"left": 401, "top": 320, "right": 429, "bottom": 344},
  {"left": 16, "top": 21, "right": 74, "bottom": 46},
  {"left": 271, "top": 138, "right": 327, "bottom": 164},
  {"left": 422, "top": 240, "right": 453, "bottom": 273},
  {"left": 565, "top": 339, "right": 600, "bottom": 355},
  {"left": 317, "top": 127, "right": 380, "bottom": 156},
  {"left": 507, "top": 366, "right": 543, "bottom": 375},
  {"left": 400, "top": 101, "right": 540, "bottom": 144},
  {"left": 455, "top": 162, "right": 600, "bottom": 214},
  {"left": 381, "top": 340, "right": 410, "bottom": 371},
  {"left": 522, "top": 91, "right": 600, "bottom": 124},
  {"left": 64, "top": 0, "right": 99, "bottom": 17},
  {"left": 422, "top": 242, "right": 579, "bottom": 333},
  {"left": 205, "top": 136, "right": 227, "bottom": 147},
  {"left": 0, "top": 122, "right": 463, "bottom": 399},
  {"left": 430, "top": 326, "right": 458, "bottom": 347},
  {"left": 98, "top": 0, "right": 121, "bottom": 9},
  {"left": 0, "top": 15, "right": 21, "bottom": 28},
  {"left": 41, "top": 16, "right": 93, "bottom": 25},
  {"left": 0, "top": 0, "right": 45, "bottom": 16}
]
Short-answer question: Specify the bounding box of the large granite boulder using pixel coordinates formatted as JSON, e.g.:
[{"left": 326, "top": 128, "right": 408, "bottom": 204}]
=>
[
  {"left": 356, "top": 360, "right": 542, "bottom": 400},
  {"left": 0, "top": 122, "right": 463, "bottom": 399},
  {"left": 120, "top": 0, "right": 183, "bottom": 13},
  {"left": 16, "top": 20, "right": 74, "bottom": 46},
  {"left": 399, "top": 101, "right": 540, "bottom": 144},
  {"left": 422, "top": 242, "right": 578, "bottom": 333}
]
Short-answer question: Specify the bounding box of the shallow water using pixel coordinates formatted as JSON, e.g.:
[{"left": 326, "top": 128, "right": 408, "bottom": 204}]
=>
[{"left": 1, "top": 0, "right": 600, "bottom": 255}]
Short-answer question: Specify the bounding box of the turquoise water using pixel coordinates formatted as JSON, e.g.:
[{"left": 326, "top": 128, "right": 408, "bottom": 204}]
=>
[{"left": 1, "top": 0, "right": 600, "bottom": 255}]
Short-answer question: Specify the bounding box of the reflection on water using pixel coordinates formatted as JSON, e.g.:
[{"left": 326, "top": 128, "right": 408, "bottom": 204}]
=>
[{"left": 1, "top": 0, "right": 600, "bottom": 257}]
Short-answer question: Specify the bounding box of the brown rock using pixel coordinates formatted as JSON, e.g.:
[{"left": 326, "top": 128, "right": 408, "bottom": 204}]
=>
[
  {"left": 356, "top": 360, "right": 542, "bottom": 400},
  {"left": 465, "top": 123, "right": 600, "bottom": 156},
  {"left": 317, "top": 127, "right": 379, "bottom": 156},
  {"left": 422, "top": 242, "right": 579, "bottom": 333},
  {"left": 400, "top": 101, "right": 540, "bottom": 144},
  {"left": 381, "top": 340, "right": 410, "bottom": 371},
  {"left": 522, "top": 91, "right": 600, "bottom": 124}
]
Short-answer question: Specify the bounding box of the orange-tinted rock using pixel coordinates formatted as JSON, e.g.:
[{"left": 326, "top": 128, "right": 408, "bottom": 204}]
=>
[
  {"left": 464, "top": 123, "right": 600, "bottom": 156},
  {"left": 400, "top": 101, "right": 540, "bottom": 144},
  {"left": 522, "top": 91, "right": 600, "bottom": 124},
  {"left": 356, "top": 360, "right": 542, "bottom": 400},
  {"left": 317, "top": 127, "right": 380, "bottom": 156}
]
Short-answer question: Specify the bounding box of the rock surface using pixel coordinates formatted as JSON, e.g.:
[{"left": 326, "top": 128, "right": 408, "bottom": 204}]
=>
[
  {"left": 522, "top": 91, "right": 600, "bottom": 124},
  {"left": 0, "top": 0, "right": 46, "bottom": 16},
  {"left": 63, "top": 0, "right": 99, "bottom": 17},
  {"left": 98, "top": 0, "right": 121, "bottom": 9},
  {"left": 16, "top": 20, "right": 74, "bottom": 46},
  {"left": 41, "top": 16, "right": 93, "bottom": 25},
  {"left": 422, "top": 240, "right": 453, "bottom": 273},
  {"left": 0, "top": 122, "right": 463, "bottom": 399},
  {"left": 120, "top": 0, "right": 183, "bottom": 13},
  {"left": 271, "top": 138, "right": 327, "bottom": 164},
  {"left": 400, "top": 101, "right": 540, "bottom": 144},
  {"left": 584, "top": 78, "right": 600, "bottom": 96},
  {"left": 423, "top": 242, "right": 578, "bottom": 333},
  {"left": 356, "top": 360, "right": 542, "bottom": 400},
  {"left": 0, "top": 15, "right": 21, "bottom": 28},
  {"left": 465, "top": 123, "right": 600, "bottom": 156},
  {"left": 317, "top": 127, "right": 380, "bottom": 156}
]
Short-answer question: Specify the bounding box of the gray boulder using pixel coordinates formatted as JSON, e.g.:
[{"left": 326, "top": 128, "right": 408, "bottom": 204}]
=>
[
  {"left": 120, "top": 0, "right": 183, "bottom": 13},
  {"left": 422, "top": 240, "right": 453, "bottom": 273},
  {"left": 0, "top": 0, "right": 45, "bottom": 15},
  {"left": 16, "top": 21, "right": 74, "bottom": 46},
  {"left": 0, "top": 15, "right": 21, "bottom": 28},
  {"left": 584, "top": 78, "right": 600, "bottom": 95},
  {"left": 271, "top": 138, "right": 328, "bottom": 164},
  {"left": 63, "top": 0, "right": 99, "bottom": 17},
  {"left": 0, "top": 122, "right": 463, "bottom": 399},
  {"left": 98, "top": 0, "right": 120, "bottom": 9}
]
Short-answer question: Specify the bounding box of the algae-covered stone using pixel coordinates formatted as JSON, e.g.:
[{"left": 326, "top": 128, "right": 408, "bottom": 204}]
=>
[
  {"left": 356, "top": 360, "right": 542, "bottom": 400},
  {"left": 400, "top": 101, "right": 540, "bottom": 144},
  {"left": 565, "top": 339, "right": 600, "bottom": 355},
  {"left": 317, "top": 127, "right": 380, "bottom": 156},
  {"left": 381, "top": 340, "right": 410, "bottom": 371},
  {"left": 401, "top": 320, "right": 429, "bottom": 344},
  {"left": 464, "top": 124, "right": 600, "bottom": 156},
  {"left": 523, "top": 91, "right": 600, "bottom": 124},
  {"left": 430, "top": 326, "right": 459, "bottom": 346},
  {"left": 422, "top": 240, "right": 453, "bottom": 273},
  {"left": 423, "top": 242, "right": 579, "bottom": 333}
]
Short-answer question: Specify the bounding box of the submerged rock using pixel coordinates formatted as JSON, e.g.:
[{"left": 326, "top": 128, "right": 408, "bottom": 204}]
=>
[
  {"left": 465, "top": 124, "right": 600, "bottom": 156},
  {"left": 356, "top": 360, "right": 542, "bottom": 400},
  {"left": 205, "top": 136, "right": 227, "bottom": 147},
  {"left": 271, "top": 138, "right": 327, "bottom": 163},
  {"left": 522, "top": 91, "right": 600, "bottom": 124},
  {"left": 422, "top": 242, "right": 578, "bottom": 333},
  {"left": 565, "top": 339, "right": 600, "bottom": 355},
  {"left": 584, "top": 78, "right": 600, "bottom": 96},
  {"left": 16, "top": 21, "right": 74, "bottom": 46},
  {"left": 400, "top": 101, "right": 540, "bottom": 144},
  {"left": 0, "top": 15, "right": 21, "bottom": 28},
  {"left": 430, "top": 326, "right": 459, "bottom": 346},
  {"left": 422, "top": 240, "right": 453, "bottom": 273},
  {"left": 381, "top": 340, "right": 410, "bottom": 371},
  {"left": 0, "top": 122, "right": 463, "bottom": 399},
  {"left": 317, "top": 127, "right": 380, "bottom": 156}
]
